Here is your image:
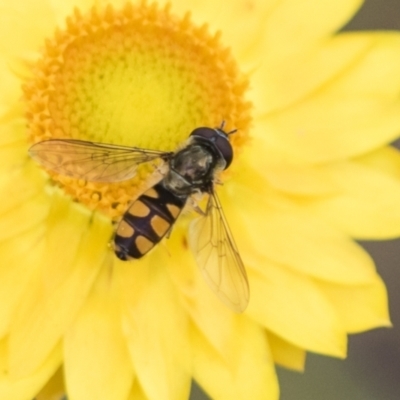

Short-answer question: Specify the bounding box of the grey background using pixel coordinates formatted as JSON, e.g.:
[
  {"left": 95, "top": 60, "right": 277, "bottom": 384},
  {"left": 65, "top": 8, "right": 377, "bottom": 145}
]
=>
[{"left": 191, "top": 1, "right": 400, "bottom": 399}]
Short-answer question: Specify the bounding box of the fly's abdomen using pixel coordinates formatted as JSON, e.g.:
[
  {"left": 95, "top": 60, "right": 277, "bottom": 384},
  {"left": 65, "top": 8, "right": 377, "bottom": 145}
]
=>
[{"left": 114, "top": 182, "right": 186, "bottom": 260}]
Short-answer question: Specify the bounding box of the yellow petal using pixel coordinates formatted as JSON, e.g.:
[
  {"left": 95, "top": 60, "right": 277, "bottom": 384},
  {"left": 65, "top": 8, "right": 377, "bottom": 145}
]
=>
[
  {"left": 164, "top": 226, "right": 248, "bottom": 358},
  {"left": 318, "top": 276, "right": 391, "bottom": 333},
  {"left": 0, "top": 166, "right": 49, "bottom": 242},
  {"left": 253, "top": 0, "right": 363, "bottom": 101},
  {"left": 0, "top": 0, "right": 55, "bottom": 58},
  {"left": 254, "top": 34, "right": 400, "bottom": 163},
  {"left": 304, "top": 160, "right": 400, "bottom": 239},
  {"left": 260, "top": 0, "right": 362, "bottom": 59},
  {"left": 256, "top": 96, "right": 400, "bottom": 165},
  {"left": 247, "top": 264, "right": 347, "bottom": 358},
  {"left": 0, "top": 103, "right": 24, "bottom": 127},
  {"left": 254, "top": 32, "right": 400, "bottom": 114},
  {"left": 35, "top": 367, "right": 64, "bottom": 400},
  {"left": 261, "top": 161, "right": 337, "bottom": 196},
  {"left": 356, "top": 145, "right": 400, "bottom": 182},
  {"left": 0, "top": 118, "right": 33, "bottom": 172},
  {"left": 0, "top": 226, "right": 45, "bottom": 338},
  {"left": 64, "top": 262, "right": 134, "bottom": 400},
  {"left": 0, "top": 339, "right": 61, "bottom": 400},
  {"left": 49, "top": 0, "right": 97, "bottom": 26},
  {"left": 0, "top": 163, "right": 46, "bottom": 214},
  {"left": 242, "top": 139, "right": 338, "bottom": 195},
  {"left": 8, "top": 190, "right": 112, "bottom": 377},
  {"left": 0, "top": 60, "right": 20, "bottom": 117},
  {"left": 127, "top": 379, "right": 149, "bottom": 400},
  {"left": 222, "top": 181, "right": 377, "bottom": 285},
  {"left": 267, "top": 331, "right": 306, "bottom": 372},
  {"left": 192, "top": 318, "right": 278, "bottom": 400},
  {"left": 117, "top": 254, "right": 191, "bottom": 400}
]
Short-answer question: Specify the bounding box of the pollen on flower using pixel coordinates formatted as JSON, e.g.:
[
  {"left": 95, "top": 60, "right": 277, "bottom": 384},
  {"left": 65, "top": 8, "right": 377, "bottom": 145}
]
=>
[{"left": 24, "top": 1, "right": 252, "bottom": 219}]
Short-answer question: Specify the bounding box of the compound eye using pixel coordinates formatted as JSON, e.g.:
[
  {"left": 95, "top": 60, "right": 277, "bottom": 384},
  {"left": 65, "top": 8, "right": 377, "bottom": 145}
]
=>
[
  {"left": 190, "top": 127, "right": 233, "bottom": 169},
  {"left": 215, "top": 135, "right": 233, "bottom": 168},
  {"left": 190, "top": 127, "right": 215, "bottom": 139}
]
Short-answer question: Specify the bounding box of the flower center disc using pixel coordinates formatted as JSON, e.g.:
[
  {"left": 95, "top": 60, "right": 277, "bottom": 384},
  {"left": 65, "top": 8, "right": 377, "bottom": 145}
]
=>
[{"left": 24, "top": 2, "right": 252, "bottom": 219}]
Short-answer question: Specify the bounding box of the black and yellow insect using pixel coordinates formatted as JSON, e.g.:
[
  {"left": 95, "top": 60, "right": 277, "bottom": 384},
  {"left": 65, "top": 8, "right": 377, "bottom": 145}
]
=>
[{"left": 29, "top": 125, "right": 249, "bottom": 312}]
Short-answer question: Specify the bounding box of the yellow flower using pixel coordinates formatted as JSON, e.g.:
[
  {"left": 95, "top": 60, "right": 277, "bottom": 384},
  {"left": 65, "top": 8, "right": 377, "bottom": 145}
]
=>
[{"left": 1, "top": 0, "right": 400, "bottom": 399}]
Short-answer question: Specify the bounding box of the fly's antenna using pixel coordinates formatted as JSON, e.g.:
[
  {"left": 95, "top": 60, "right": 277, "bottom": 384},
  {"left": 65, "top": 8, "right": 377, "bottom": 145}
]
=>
[{"left": 218, "top": 120, "right": 237, "bottom": 135}]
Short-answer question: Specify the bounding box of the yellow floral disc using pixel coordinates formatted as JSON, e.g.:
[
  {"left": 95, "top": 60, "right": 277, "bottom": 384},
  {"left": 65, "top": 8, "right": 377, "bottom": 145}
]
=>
[{"left": 23, "top": 2, "right": 252, "bottom": 219}]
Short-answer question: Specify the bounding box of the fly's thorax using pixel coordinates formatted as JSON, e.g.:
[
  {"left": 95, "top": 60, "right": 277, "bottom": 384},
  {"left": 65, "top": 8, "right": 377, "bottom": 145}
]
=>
[
  {"left": 173, "top": 145, "right": 215, "bottom": 180},
  {"left": 164, "top": 142, "right": 222, "bottom": 195}
]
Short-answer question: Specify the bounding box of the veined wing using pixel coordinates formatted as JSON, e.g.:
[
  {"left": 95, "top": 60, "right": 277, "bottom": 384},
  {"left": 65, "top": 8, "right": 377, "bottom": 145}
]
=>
[
  {"left": 29, "top": 139, "right": 171, "bottom": 182},
  {"left": 188, "top": 190, "right": 249, "bottom": 313}
]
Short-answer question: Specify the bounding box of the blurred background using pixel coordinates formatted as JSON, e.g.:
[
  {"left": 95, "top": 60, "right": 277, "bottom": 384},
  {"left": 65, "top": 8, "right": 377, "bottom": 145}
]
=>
[{"left": 191, "top": 1, "right": 400, "bottom": 399}]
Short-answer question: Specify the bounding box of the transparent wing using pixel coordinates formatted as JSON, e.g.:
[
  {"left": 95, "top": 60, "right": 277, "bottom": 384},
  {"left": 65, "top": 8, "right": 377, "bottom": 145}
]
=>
[
  {"left": 188, "top": 190, "right": 249, "bottom": 313},
  {"left": 29, "top": 139, "right": 171, "bottom": 182}
]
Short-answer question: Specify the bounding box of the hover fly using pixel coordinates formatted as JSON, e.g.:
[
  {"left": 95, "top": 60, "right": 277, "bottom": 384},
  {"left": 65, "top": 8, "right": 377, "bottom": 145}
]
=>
[{"left": 29, "top": 124, "right": 249, "bottom": 312}]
